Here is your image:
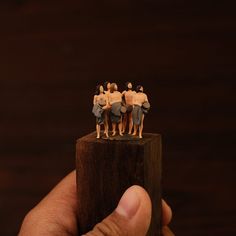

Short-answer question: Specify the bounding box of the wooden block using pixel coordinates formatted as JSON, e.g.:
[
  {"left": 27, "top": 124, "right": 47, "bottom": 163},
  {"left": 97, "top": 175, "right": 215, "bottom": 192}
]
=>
[{"left": 76, "top": 132, "right": 162, "bottom": 235}]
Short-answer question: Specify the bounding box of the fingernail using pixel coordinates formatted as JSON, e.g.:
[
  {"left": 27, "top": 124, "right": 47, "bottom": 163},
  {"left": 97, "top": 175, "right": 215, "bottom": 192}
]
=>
[{"left": 115, "top": 187, "right": 140, "bottom": 219}]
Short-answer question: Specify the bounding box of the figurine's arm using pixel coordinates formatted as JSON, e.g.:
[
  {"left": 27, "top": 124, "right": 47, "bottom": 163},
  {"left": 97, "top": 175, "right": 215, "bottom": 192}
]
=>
[
  {"left": 132, "top": 93, "right": 136, "bottom": 107},
  {"left": 102, "top": 94, "right": 111, "bottom": 110},
  {"left": 131, "top": 91, "right": 136, "bottom": 104},
  {"left": 122, "top": 91, "right": 126, "bottom": 104},
  {"left": 119, "top": 92, "right": 123, "bottom": 103},
  {"left": 102, "top": 95, "right": 110, "bottom": 110},
  {"left": 106, "top": 93, "right": 111, "bottom": 105},
  {"left": 144, "top": 94, "right": 148, "bottom": 103},
  {"left": 93, "top": 95, "right": 97, "bottom": 105}
]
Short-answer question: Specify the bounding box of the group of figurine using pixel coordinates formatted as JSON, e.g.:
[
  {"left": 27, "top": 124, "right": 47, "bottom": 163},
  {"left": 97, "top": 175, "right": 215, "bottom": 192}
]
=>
[{"left": 92, "top": 81, "right": 150, "bottom": 139}]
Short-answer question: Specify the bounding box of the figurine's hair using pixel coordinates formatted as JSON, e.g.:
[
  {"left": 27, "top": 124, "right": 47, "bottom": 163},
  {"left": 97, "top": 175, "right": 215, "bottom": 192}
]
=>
[
  {"left": 110, "top": 83, "right": 118, "bottom": 93},
  {"left": 136, "top": 85, "right": 143, "bottom": 93},
  {"left": 104, "top": 81, "right": 110, "bottom": 91},
  {"left": 125, "top": 81, "right": 132, "bottom": 91},
  {"left": 95, "top": 84, "right": 104, "bottom": 95}
]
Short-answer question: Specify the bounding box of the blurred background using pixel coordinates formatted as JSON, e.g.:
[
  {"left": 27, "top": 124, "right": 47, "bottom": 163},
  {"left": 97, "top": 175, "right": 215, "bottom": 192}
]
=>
[{"left": 0, "top": 0, "right": 236, "bottom": 235}]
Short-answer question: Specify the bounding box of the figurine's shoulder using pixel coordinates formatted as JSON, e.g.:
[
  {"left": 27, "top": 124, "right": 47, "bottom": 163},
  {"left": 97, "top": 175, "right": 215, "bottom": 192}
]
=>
[{"left": 143, "top": 93, "right": 148, "bottom": 99}]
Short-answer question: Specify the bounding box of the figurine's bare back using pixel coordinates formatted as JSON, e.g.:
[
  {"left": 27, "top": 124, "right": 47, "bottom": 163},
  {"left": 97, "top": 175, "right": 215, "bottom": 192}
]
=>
[
  {"left": 133, "top": 92, "right": 148, "bottom": 106},
  {"left": 109, "top": 91, "right": 122, "bottom": 104}
]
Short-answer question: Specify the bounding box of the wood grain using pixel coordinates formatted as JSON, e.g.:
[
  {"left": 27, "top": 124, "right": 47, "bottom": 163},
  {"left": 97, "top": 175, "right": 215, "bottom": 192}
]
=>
[{"left": 76, "top": 132, "right": 162, "bottom": 235}]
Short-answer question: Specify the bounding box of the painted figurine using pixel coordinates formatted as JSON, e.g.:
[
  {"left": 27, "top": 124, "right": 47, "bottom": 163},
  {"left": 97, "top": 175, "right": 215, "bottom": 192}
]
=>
[
  {"left": 122, "top": 82, "right": 136, "bottom": 134},
  {"left": 132, "top": 85, "right": 150, "bottom": 138},
  {"left": 92, "top": 85, "right": 109, "bottom": 138},
  {"left": 104, "top": 81, "right": 111, "bottom": 95},
  {"left": 109, "top": 83, "right": 124, "bottom": 136},
  {"left": 103, "top": 81, "right": 111, "bottom": 134}
]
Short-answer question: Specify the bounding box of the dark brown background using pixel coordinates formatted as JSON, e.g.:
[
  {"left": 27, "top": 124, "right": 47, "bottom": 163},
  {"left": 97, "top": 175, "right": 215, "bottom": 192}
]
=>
[{"left": 0, "top": 0, "right": 236, "bottom": 235}]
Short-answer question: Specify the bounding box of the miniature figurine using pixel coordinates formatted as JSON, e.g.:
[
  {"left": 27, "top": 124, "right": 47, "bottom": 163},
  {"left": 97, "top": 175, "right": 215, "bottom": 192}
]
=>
[
  {"left": 132, "top": 85, "right": 150, "bottom": 138},
  {"left": 122, "top": 82, "right": 136, "bottom": 134},
  {"left": 92, "top": 85, "right": 109, "bottom": 138},
  {"left": 104, "top": 81, "right": 111, "bottom": 95},
  {"left": 109, "top": 83, "right": 125, "bottom": 136},
  {"left": 103, "top": 81, "right": 111, "bottom": 134}
]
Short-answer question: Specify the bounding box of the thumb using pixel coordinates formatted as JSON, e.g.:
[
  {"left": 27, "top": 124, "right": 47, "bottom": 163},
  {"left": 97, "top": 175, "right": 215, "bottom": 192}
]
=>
[{"left": 84, "top": 185, "right": 152, "bottom": 236}]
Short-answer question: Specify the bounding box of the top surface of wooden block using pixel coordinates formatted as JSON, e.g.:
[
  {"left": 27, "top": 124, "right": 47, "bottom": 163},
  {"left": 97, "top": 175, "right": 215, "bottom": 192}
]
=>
[{"left": 77, "top": 132, "right": 161, "bottom": 145}]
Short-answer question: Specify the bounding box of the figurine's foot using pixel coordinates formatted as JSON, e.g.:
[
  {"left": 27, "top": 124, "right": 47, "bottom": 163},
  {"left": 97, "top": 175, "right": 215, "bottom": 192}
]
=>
[
  {"left": 139, "top": 135, "right": 143, "bottom": 139},
  {"left": 104, "top": 132, "right": 109, "bottom": 138},
  {"left": 112, "top": 131, "right": 116, "bottom": 136},
  {"left": 128, "top": 131, "right": 132, "bottom": 135},
  {"left": 119, "top": 132, "right": 124, "bottom": 136},
  {"left": 96, "top": 136, "right": 100, "bottom": 139},
  {"left": 132, "top": 132, "right": 137, "bottom": 136}
]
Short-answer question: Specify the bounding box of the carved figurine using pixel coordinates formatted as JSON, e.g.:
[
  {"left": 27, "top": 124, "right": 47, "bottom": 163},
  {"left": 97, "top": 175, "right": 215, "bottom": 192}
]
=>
[
  {"left": 92, "top": 85, "right": 109, "bottom": 138},
  {"left": 103, "top": 81, "right": 111, "bottom": 134},
  {"left": 132, "top": 85, "right": 150, "bottom": 138},
  {"left": 109, "top": 83, "right": 125, "bottom": 136},
  {"left": 104, "top": 81, "right": 111, "bottom": 95},
  {"left": 122, "top": 82, "right": 136, "bottom": 134}
]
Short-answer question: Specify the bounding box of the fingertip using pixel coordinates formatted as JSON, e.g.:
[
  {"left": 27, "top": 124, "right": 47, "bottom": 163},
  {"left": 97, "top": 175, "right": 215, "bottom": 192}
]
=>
[
  {"left": 115, "top": 186, "right": 141, "bottom": 219},
  {"left": 115, "top": 185, "right": 152, "bottom": 219}
]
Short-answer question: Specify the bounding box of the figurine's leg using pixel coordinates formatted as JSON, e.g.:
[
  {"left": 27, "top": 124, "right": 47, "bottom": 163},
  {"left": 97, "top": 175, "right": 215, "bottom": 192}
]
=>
[
  {"left": 104, "top": 113, "right": 108, "bottom": 134},
  {"left": 128, "top": 112, "right": 133, "bottom": 135},
  {"left": 104, "top": 118, "right": 109, "bottom": 137},
  {"left": 112, "top": 123, "right": 116, "bottom": 136},
  {"left": 122, "top": 113, "right": 127, "bottom": 133},
  {"left": 139, "top": 114, "right": 145, "bottom": 139},
  {"left": 132, "top": 124, "right": 137, "bottom": 136},
  {"left": 96, "top": 124, "right": 100, "bottom": 139},
  {"left": 118, "top": 119, "right": 123, "bottom": 136},
  {"left": 104, "top": 123, "right": 109, "bottom": 138},
  {"left": 103, "top": 114, "right": 106, "bottom": 134}
]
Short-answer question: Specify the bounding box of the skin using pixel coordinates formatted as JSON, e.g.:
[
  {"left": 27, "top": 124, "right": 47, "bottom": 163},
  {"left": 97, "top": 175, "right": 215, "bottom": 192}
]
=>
[
  {"left": 19, "top": 170, "right": 174, "bottom": 236},
  {"left": 104, "top": 82, "right": 111, "bottom": 135},
  {"left": 105, "top": 82, "right": 111, "bottom": 92},
  {"left": 109, "top": 84, "right": 123, "bottom": 136},
  {"left": 132, "top": 87, "right": 148, "bottom": 138},
  {"left": 93, "top": 86, "right": 109, "bottom": 138},
  {"left": 122, "top": 83, "right": 136, "bottom": 134}
]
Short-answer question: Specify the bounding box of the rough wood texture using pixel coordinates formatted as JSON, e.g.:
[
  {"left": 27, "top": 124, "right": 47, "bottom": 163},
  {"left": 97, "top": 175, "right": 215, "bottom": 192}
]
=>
[{"left": 76, "top": 132, "right": 162, "bottom": 235}]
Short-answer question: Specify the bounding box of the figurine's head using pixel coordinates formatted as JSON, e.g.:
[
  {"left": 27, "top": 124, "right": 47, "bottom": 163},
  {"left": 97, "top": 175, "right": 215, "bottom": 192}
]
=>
[
  {"left": 110, "top": 83, "right": 118, "bottom": 93},
  {"left": 95, "top": 84, "right": 104, "bottom": 95},
  {"left": 125, "top": 82, "right": 133, "bottom": 90},
  {"left": 136, "top": 85, "right": 143, "bottom": 93},
  {"left": 104, "top": 81, "right": 111, "bottom": 91}
]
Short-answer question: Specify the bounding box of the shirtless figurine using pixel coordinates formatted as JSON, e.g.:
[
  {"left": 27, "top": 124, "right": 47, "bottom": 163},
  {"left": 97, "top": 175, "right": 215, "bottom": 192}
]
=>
[
  {"left": 132, "top": 85, "right": 150, "bottom": 138},
  {"left": 122, "top": 82, "right": 136, "bottom": 134},
  {"left": 109, "top": 83, "right": 123, "bottom": 136},
  {"left": 104, "top": 81, "right": 111, "bottom": 134},
  {"left": 92, "top": 85, "right": 109, "bottom": 139},
  {"left": 104, "top": 81, "right": 111, "bottom": 97}
]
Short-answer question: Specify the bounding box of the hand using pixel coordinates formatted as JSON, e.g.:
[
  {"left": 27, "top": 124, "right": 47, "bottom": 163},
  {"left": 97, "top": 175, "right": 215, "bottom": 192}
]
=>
[{"left": 19, "top": 171, "right": 174, "bottom": 236}]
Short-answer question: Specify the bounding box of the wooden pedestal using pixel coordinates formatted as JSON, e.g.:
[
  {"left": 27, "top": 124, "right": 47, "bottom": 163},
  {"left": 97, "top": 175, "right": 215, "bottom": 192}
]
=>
[{"left": 76, "top": 132, "right": 162, "bottom": 235}]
